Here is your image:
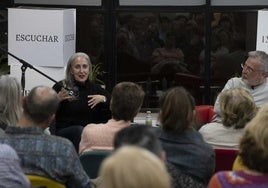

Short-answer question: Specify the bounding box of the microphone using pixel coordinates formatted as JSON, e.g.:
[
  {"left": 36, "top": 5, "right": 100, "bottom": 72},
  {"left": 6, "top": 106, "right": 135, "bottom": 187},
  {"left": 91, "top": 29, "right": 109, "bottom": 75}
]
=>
[
  {"left": 64, "top": 85, "right": 79, "bottom": 101},
  {"left": 68, "top": 86, "right": 79, "bottom": 98},
  {"left": 0, "top": 46, "right": 58, "bottom": 96}
]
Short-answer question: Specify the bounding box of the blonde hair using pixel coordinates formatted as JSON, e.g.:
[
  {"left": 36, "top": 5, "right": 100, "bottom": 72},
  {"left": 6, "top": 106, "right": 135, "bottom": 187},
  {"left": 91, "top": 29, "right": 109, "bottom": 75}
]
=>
[
  {"left": 0, "top": 75, "right": 22, "bottom": 127},
  {"left": 99, "top": 146, "right": 171, "bottom": 188},
  {"left": 219, "top": 87, "right": 256, "bottom": 129},
  {"left": 239, "top": 103, "right": 268, "bottom": 173}
]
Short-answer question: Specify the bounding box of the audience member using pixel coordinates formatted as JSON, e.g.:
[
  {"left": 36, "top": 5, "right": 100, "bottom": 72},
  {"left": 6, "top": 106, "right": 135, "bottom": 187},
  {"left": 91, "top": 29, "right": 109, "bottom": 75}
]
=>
[
  {"left": 182, "top": 18, "right": 204, "bottom": 74},
  {"left": 0, "top": 86, "right": 93, "bottom": 188},
  {"left": 52, "top": 52, "right": 111, "bottom": 151},
  {"left": 0, "top": 143, "right": 30, "bottom": 188},
  {"left": 218, "top": 15, "right": 234, "bottom": 37},
  {"left": 154, "top": 87, "right": 215, "bottom": 185},
  {"left": 213, "top": 24, "right": 232, "bottom": 51},
  {"left": 135, "top": 23, "right": 162, "bottom": 63},
  {"left": 79, "top": 82, "right": 145, "bottom": 153},
  {"left": 85, "top": 15, "right": 105, "bottom": 64},
  {"left": 112, "top": 125, "right": 206, "bottom": 188},
  {"left": 199, "top": 87, "right": 256, "bottom": 149},
  {"left": 213, "top": 50, "right": 268, "bottom": 122},
  {"left": 199, "top": 30, "right": 229, "bottom": 75},
  {"left": 114, "top": 125, "right": 163, "bottom": 157},
  {"left": 151, "top": 32, "right": 187, "bottom": 82},
  {"left": 210, "top": 32, "right": 247, "bottom": 80},
  {"left": 99, "top": 146, "right": 171, "bottom": 188},
  {"left": 172, "top": 15, "right": 189, "bottom": 52},
  {"left": 158, "top": 16, "right": 172, "bottom": 42},
  {"left": 0, "top": 75, "right": 22, "bottom": 130},
  {"left": 209, "top": 103, "right": 268, "bottom": 187},
  {"left": 117, "top": 27, "right": 140, "bottom": 60}
]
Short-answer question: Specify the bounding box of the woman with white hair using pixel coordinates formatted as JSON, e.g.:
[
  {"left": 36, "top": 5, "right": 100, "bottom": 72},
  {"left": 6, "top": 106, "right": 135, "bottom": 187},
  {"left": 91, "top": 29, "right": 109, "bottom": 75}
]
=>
[
  {"left": 0, "top": 75, "right": 22, "bottom": 130},
  {"left": 52, "top": 52, "right": 111, "bottom": 151}
]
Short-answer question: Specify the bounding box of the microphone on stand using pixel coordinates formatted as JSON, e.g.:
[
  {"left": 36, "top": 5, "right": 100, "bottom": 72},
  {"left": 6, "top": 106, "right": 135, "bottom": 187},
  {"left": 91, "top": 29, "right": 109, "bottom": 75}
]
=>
[
  {"left": 0, "top": 46, "right": 80, "bottom": 98},
  {"left": 0, "top": 46, "right": 58, "bottom": 96}
]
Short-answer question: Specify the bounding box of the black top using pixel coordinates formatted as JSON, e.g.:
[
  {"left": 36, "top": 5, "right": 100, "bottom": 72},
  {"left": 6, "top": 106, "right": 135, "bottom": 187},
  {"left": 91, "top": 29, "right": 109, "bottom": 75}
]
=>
[{"left": 52, "top": 80, "right": 111, "bottom": 130}]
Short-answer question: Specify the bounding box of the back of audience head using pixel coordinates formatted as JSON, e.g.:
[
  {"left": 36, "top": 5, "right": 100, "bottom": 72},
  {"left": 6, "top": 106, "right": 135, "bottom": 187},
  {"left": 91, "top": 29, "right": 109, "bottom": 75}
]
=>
[
  {"left": 159, "top": 86, "right": 196, "bottom": 133},
  {"left": 99, "top": 146, "right": 171, "bottom": 188},
  {"left": 114, "top": 125, "right": 164, "bottom": 159},
  {"left": 110, "top": 82, "right": 145, "bottom": 121},
  {"left": 23, "top": 86, "right": 59, "bottom": 125},
  {"left": 0, "top": 75, "right": 22, "bottom": 129},
  {"left": 219, "top": 87, "right": 256, "bottom": 129},
  {"left": 239, "top": 103, "right": 268, "bottom": 173}
]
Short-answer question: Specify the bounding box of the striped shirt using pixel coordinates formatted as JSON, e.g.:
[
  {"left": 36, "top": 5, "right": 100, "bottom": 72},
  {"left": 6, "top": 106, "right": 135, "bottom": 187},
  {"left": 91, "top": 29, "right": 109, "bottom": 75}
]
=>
[
  {"left": 0, "top": 126, "right": 92, "bottom": 188},
  {"left": 209, "top": 170, "right": 268, "bottom": 188}
]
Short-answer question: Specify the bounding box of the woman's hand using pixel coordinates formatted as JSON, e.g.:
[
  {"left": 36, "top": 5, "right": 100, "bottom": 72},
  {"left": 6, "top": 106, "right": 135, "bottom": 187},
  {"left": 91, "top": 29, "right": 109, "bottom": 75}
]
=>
[
  {"left": 57, "top": 87, "right": 72, "bottom": 101},
  {"left": 88, "top": 95, "right": 106, "bottom": 109}
]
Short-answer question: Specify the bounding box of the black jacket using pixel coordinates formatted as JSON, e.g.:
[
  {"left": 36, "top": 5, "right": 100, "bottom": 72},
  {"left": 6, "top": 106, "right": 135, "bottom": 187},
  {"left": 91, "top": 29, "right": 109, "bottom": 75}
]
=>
[{"left": 52, "top": 80, "right": 111, "bottom": 130}]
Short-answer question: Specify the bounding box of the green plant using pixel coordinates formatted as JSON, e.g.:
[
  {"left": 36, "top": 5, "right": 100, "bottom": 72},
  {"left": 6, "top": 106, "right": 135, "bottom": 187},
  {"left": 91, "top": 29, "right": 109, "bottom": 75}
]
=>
[{"left": 90, "top": 63, "right": 105, "bottom": 85}]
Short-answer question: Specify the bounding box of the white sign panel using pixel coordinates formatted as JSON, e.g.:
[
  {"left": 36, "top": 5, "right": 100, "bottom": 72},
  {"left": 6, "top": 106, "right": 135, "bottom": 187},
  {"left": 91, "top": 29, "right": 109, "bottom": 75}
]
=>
[
  {"left": 256, "top": 10, "right": 268, "bottom": 53},
  {"left": 8, "top": 7, "right": 76, "bottom": 67}
]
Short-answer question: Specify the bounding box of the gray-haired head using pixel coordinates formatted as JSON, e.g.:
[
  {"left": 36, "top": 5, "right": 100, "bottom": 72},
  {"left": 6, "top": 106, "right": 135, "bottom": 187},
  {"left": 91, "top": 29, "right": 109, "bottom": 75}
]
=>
[
  {"left": 65, "top": 52, "right": 92, "bottom": 87},
  {"left": 248, "top": 51, "right": 268, "bottom": 72},
  {"left": 0, "top": 75, "right": 22, "bottom": 127},
  {"left": 23, "top": 86, "right": 59, "bottom": 124}
]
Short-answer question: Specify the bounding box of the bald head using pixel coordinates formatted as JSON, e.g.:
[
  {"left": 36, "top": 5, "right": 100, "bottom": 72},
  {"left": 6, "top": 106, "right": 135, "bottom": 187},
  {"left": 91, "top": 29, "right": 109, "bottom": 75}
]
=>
[{"left": 23, "top": 86, "right": 59, "bottom": 124}]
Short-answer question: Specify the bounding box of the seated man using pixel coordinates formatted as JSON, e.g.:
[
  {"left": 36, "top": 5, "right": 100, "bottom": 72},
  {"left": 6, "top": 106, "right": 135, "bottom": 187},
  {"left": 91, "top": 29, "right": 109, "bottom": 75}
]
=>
[
  {"left": 0, "top": 86, "right": 93, "bottom": 188},
  {"left": 213, "top": 50, "right": 268, "bottom": 122},
  {"left": 79, "top": 82, "right": 145, "bottom": 153}
]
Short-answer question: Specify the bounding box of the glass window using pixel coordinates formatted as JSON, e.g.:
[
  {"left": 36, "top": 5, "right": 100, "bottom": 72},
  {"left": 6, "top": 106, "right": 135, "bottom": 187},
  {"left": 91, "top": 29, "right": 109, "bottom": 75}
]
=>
[
  {"left": 0, "top": 9, "right": 8, "bottom": 75},
  {"left": 1, "top": 4, "right": 260, "bottom": 108},
  {"left": 116, "top": 12, "right": 256, "bottom": 107},
  {"left": 76, "top": 11, "right": 105, "bottom": 85},
  {"left": 116, "top": 12, "right": 205, "bottom": 107}
]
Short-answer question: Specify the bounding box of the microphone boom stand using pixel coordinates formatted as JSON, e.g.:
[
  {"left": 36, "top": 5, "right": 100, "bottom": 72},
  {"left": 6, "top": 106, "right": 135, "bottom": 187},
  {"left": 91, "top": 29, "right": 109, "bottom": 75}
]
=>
[{"left": 0, "top": 47, "right": 58, "bottom": 96}]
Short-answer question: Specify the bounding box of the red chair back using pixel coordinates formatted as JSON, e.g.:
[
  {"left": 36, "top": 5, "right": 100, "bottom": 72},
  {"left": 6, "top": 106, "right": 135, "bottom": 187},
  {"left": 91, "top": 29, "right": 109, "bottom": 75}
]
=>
[
  {"left": 214, "top": 149, "right": 238, "bottom": 172},
  {"left": 195, "top": 105, "right": 214, "bottom": 124}
]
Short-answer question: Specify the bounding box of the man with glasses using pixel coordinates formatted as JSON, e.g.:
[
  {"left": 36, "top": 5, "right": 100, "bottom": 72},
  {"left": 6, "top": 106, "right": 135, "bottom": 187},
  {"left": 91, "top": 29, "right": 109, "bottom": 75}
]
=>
[{"left": 212, "top": 50, "right": 268, "bottom": 122}]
